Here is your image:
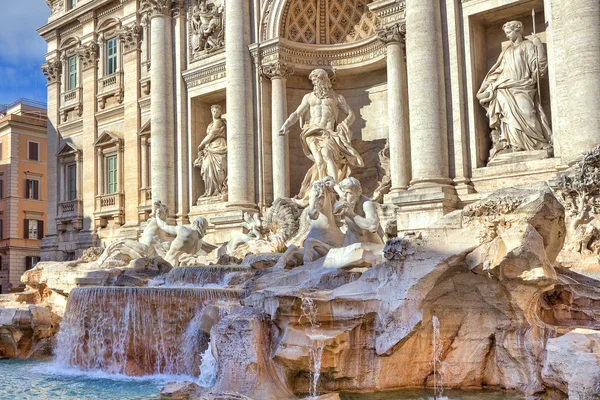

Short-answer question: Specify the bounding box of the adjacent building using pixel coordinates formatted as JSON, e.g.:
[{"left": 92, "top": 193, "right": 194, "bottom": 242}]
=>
[
  {"left": 38, "top": 0, "right": 600, "bottom": 261},
  {"left": 0, "top": 100, "right": 48, "bottom": 292}
]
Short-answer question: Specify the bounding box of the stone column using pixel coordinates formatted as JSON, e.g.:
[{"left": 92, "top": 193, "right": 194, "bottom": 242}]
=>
[
  {"left": 261, "top": 61, "right": 293, "bottom": 200},
  {"left": 146, "top": 0, "right": 176, "bottom": 216},
  {"left": 140, "top": 136, "right": 148, "bottom": 189},
  {"left": 378, "top": 24, "right": 411, "bottom": 193},
  {"left": 75, "top": 152, "right": 82, "bottom": 200},
  {"left": 58, "top": 160, "right": 65, "bottom": 203},
  {"left": 226, "top": 0, "right": 255, "bottom": 208},
  {"left": 405, "top": 0, "right": 451, "bottom": 187}
]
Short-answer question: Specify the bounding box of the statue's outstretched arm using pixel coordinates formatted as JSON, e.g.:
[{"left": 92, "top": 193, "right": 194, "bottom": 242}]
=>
[
  {"left": 156, "top": 217, "right": 179, "bottom": 236},
  {"left": 279, "top": 95, "right": 310, "bottom": 135}
]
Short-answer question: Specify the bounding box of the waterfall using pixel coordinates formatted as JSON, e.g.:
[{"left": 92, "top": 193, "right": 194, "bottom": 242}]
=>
[
  {"left": 300, "top": 297, "right": 325, "bottom": 399},
  {"left": 56, "top": 287, "right": 241, "bottom": 376},
  {"left": 198, "top": 345, "right": 218, "bottom": 387},
  {"left": 431, "top": 316, "right": 448, "bottom": 400}
]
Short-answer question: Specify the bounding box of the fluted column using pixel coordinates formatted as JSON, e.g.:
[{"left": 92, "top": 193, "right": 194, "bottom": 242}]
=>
[
  {"left": 379, "top": 24, "right": 411, "bottom": 193},
  {"left": 145, "top": 0, "right": 176, "bottom": 216},
  {"left": 226, "top": 0, "right": 255, "bottom": 208},
  {"left": 140, "top": 136, "right": 149, "bottom": 189},
  {"left": 406, "top": 0, "right": 450, "bottom": 187},
  {"left": 261, "top": 61, "right": 294, "bottom": 200}
]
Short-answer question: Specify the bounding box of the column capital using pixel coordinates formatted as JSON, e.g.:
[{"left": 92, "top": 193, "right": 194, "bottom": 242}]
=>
[
  {"left": 377, "top": 23, "right": 406, "bottom": 45},
  {"left": 140, "top": 0, "right": 182, "bottom": 18},
  {"left": 119, "top": 23, "right": 143, "bottom": 53},
  {"left": 77, "top": 42, "right": 99, "bottom": 71},
  {"left": 260, "top": 61, "right": 294, "bottom": 80},
  {"left": 41, "top": 58, "right": 62, "bottom": 84}
]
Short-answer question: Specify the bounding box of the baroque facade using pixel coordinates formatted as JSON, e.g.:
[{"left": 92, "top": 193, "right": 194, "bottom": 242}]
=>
[{"left": 39, "top": 0, "right": 600, "bottom": 260}]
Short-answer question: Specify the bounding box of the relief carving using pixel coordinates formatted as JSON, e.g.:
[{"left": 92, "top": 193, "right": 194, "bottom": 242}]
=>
[
  {"left": 119, "top": 24, "right": 143, "bottom": 53},
  {"left": 78, "top": 42, "right": 99, "bottom": 70},
  {"left": 189, "top": 0, "right": 225, "bottom": 60}
]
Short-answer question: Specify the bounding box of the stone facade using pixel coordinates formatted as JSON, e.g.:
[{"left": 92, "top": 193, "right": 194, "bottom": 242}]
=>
[
  {"left": 0, "top": 100, "right": 48, "bottom": 292},
  {"left": 39, "top": 0, "right": 600, "bottom": 260}
]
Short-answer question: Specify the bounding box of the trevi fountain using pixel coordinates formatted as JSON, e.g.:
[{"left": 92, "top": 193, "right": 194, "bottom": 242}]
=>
[{"left": 1, "top": 0, "right": 600, "bottom": 399}]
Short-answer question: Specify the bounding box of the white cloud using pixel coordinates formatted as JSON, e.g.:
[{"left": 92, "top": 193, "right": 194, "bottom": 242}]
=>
[{"left": 0, "top": 2, "right": 49, "bottom": 64}]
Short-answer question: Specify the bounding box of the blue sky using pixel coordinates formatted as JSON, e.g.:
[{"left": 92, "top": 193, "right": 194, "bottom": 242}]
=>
[{"left": 0, "top": 3, "right": 49, "bottom": 106}]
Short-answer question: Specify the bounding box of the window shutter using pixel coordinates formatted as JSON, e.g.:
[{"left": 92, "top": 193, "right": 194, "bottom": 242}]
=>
[
  {"left": 25, "top": 256, "right": 32, "bottom": 270},
  {"left": 25, "top": 179, "right": 30, "bottom": 198},
  {"left": 24, "top": 219, "right": 29, "bottom": 239},
  {"left": 34, "top": 180, "right": 39, "bottom": 200},
  {"left": 0, "top": 179, "right": 3, "bottom": 199},
  {"left": 29, "top": 142, "right": 39, "bottom": 161},
  {"left": 38, "top": 220, "right": 44, "bottom": 239},
  {"left": 0, "top": 219, "right": 3, "bottom": 240}
]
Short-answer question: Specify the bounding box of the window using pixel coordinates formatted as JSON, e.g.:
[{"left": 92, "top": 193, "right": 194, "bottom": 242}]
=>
[
  {"left": 68, "top": 55, "right": 78, "bottom": 90},
  {"left": 106, "top": 38, "right": 118, "bottom": 75},
  {"left": 24, "top": 219, "right": 43, "bottom": 240},
  {"left": 69, "top": 0, "right": 77, "bottom": 10},
  {"left": 25, "top": 256, "right": 41, "bottom": 270},
  {"left": 0, "top": 179, "right": 3, "bottom": 199},
  {"left": 67, "top": 164, "right": 77, "bottom": 201},
  {"left": 26, "top": 179, "right": 40, "bottom": 200},
  {"left": 107, "top": 155, "right": 118, "bottom": 194},
  {"left": 28, "top": 141, "right": 39, "bottom": 161},
  {"left": 0, "top": 219, "right": 3, "bottom": 240}
]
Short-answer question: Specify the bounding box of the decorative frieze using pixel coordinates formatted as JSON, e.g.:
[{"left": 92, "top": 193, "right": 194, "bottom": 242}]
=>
[
  {"left": 41, "top": 59, "right": 62, "bottom": 84},
  {"left": 377, "top": 23, "right": 406, "bottom": 45},
  {"left": 260, "top": 61, "right": 294, "bottom": 80},
  {"left": 183, "top": 61, "right": 227, "bottom": 89}
]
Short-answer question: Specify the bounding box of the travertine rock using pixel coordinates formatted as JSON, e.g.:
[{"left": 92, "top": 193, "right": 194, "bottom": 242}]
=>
[
  {"left": 160, "top": 381, "right": 202, "bottom": 399},
  {"left": 542, "top": 329, "right": 600, "bottom": 400}
]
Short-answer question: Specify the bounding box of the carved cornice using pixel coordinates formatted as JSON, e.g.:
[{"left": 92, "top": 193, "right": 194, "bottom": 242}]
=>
[
  {"left": 78, "top": 42, "right": 99, "bottom": 70},
  {"left": 41, "top": 58, "right": 62, "bottom": 84},
  {"left": 119, "top": 23, "right": 142, "bottom": 53},
  {"left": 182, "top": 59, "right": 227, "bottom": 89},
  {"left": 377, "top": 23, "right": 406, "bottom": 45},
  {"left": 260, "top": 61, "right": 294, "bottom": 80}
]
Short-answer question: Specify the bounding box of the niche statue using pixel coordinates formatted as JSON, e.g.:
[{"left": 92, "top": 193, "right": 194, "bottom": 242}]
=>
[
  {"left": 279, "top": 68, "right": 364, "bottom": 201},
  {"left": 477, "top": 20, "right": 552, "bottom": 162},
  {"left": 194, "top": 104, "right": 228, "bottom": 199}
]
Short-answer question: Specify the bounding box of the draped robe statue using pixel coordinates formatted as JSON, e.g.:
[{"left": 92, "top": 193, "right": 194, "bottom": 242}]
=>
[
  {"left": 477, "top": 20, "right": 552, "bottom": 161},
  {"left": 194, "top": 104, "right": 227, "bottom": 198},
  {"left": 279, "top": 69, "right": 364, "bottom": 201}
]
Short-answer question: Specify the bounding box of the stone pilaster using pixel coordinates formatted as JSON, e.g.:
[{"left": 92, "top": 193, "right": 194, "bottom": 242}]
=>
[
  {"left": 405, "top": 0, "right": 451, "bottom": 188},
  {"left": 261, "top": 61, "right": 294, "bottom": 200},
  {"left": 40, "top": 58, "right": 62, "bottom": 260},
  {"left": 143, "top": 0, "right": 177, "bottom": 218},
  {"left": 378, "top": 23, "right": 411, "bottom": 194},
  {"left": 226, "top": 0, "right": 255, "bottom": 208},
  {"left": 121, "top": 24, "right": 142, "bottom": 226}
]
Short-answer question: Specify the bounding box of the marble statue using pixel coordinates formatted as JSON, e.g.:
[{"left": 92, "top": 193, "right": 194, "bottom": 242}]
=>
[
  {"left": 279, "top": 68, "right": 364, "bottom": 200},
  {"left": 97, "top": 201, "right": 169, "bottom": 266},
  {"left": 190, "top": 0, "right": 224, "bottom": 56},
  {"left": 334, "top": 177, "right": 384, "bottom": 246},
  {"left": 477, "top": 20, "right": 552, "bottom": 161},
  {"left": 193, "top": 104, "right": 228, "bottom": 198},
  {"left": 155, "top": 208, "right": 215, "bottom": 267}
]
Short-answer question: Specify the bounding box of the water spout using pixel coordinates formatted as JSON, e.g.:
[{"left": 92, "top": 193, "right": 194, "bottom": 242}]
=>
[
  {"left": 431, "top": 316, "right": 448, "bottom": 400},
  {"left": 300, "top": 297, "right": 325, "bottom": 399}
]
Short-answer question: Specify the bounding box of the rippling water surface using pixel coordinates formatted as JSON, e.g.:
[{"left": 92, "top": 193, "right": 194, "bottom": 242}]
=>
[
  {"left": 341, "top": 389, "right": 525, "bottom": 400},
  {"left": 0, "top": 359, "right": 168, "bottom": 399}
]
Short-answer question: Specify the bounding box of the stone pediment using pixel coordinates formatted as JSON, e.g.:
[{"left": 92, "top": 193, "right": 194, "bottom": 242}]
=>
[
  {"left": 93, "top": 130, "right": 122, "bottom": 147},
  {"left": 57, "top": 142, "right": 81, "bottom": 158},
  {"left": 138, "top": 120, "right": 151, "bottom": 137}
]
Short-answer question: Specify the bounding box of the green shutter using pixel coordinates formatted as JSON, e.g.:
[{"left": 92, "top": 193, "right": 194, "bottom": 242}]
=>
[
  {"left": 68, "top": 56, "right": 77, "bottom": 90},
  {"left": 107, "top": 155, "right": 118, "bottom": 194},
  {"left": 68, "top": 165, "right": 77, "bottom": 200},
  {"left": 107, "top": 38, "right": 118, "bottom": 75}
]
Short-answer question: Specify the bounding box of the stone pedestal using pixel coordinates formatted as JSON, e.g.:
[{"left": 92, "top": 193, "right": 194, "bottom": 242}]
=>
[{"left": 392, "top": 186, "right": 458, "bottom": 232}]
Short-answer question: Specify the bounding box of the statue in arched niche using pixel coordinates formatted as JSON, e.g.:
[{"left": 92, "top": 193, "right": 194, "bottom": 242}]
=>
[
  {"left": 194, "top": 104, "right": 228, "bottom": 199},
  {"left": 477, "top": 20, "right": 552, "bottom": 162},
  {"left": 279, "top": 68, "right": 364, "bottom": 202}
]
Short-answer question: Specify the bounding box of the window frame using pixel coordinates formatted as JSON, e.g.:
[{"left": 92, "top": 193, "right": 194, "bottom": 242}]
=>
[
  {"left": 27, "top": 141, "right": 40, "bottom": 161},
  {"left": 26, "top": 179, "right": 40, "bottom": 200},
  {"left": 67, "top": 55, "right": 78, "bottom": 91},
  {"left": 106, "top": 154, "right": 118, "bottom": 195},
  {"left": 106, "top": 37, "right": 119, "bottom": 76},
  {"left": 67, "top": 163, "right": 77, "bottom": 201},
  {"left": 68, "top": 0, "right": 77, "bottom": 10}
]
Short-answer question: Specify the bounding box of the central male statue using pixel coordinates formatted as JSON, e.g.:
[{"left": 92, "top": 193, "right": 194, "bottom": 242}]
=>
[{"left": 279, "top": 68, "right": 364, "bottom": 201}]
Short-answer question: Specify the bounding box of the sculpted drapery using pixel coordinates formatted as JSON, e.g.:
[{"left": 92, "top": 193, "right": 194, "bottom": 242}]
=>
[
  {"left": 477, "top": 20, "right": 552, "bottom": 161},
  {"left": 194, "top": 104, "right": 227, "bottom": 198}
]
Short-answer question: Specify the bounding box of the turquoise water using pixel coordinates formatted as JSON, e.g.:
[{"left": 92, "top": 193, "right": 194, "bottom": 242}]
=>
[
  {"left": 0, "top": 359, "right": 525, "bottom": 400},
  {"left": 0, "top": 359, "right": 171, "bottom": 399}
]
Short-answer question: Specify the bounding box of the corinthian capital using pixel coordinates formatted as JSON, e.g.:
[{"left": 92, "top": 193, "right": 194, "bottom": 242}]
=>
[
  {"left": 119, "top": 23, "right": 143, "bottom": 53},
  {"left": 41, "top": 58, "right": 62, "bottom": 84},
  {"left": 260, "top": 61, "right": 294, "bottom": 80},
  {"left": 140, "top": 0, "right": 182, "bottom": 17},
  {"left": 377, "top": 23, "right": 406, "bottom": 45},
  {"left": 78, "top": 42, "right": 99, "bottom": 70}
]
